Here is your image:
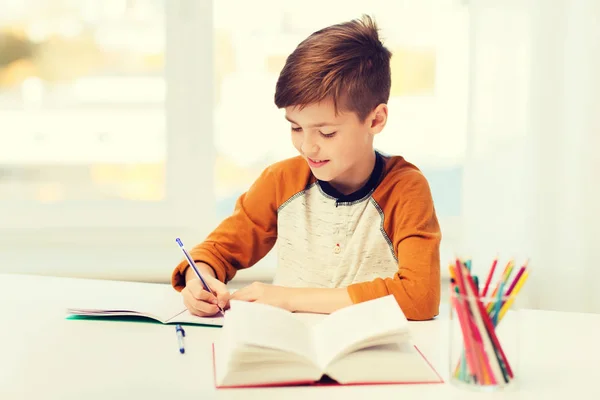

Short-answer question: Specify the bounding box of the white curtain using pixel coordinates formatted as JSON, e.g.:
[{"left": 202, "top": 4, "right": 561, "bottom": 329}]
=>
[{"left": 462, "top": 0, "right": 600, "bottom": 313}]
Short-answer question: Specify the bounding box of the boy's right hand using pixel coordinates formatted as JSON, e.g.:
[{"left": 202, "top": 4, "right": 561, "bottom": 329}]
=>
[{"left": 181, "top": 265, "right": 230, "bottom": 317}]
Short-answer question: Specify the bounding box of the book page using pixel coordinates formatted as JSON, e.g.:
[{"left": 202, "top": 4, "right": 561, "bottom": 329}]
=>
[
  {"left": 214, "top": 341, "right": 322, "bottom": 387},
  {"left": 325, "top": 342, "right": 442, "bottom": 384},
  {"left": 311, "top": 295, "right": 410, "bottom": 368},
  {"left": 225, "top": 300, "right": 316, "bottom": 362}
]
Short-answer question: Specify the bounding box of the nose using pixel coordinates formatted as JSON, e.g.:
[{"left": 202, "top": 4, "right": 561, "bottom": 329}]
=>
[{"left": 300, "top": 132, "right": 319, "bottom": 156}]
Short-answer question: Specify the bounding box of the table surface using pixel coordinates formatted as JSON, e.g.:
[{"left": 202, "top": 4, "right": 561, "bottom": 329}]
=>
[{"left": 1, "top": 273, "right": 599, "bottom": 400}]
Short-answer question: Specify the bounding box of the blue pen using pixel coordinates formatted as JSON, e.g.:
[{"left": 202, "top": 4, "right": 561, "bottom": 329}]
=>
[
  {"left": 175, "top": 324, "right": 185, "bottom": 354},
  {"left": 176, "top": 238, "right": 225, "bottom": 314}
]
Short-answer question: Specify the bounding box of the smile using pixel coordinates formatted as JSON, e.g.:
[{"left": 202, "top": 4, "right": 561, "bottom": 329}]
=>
[{"left": 307, "top": 158, "right": 330, "bottom": 168}]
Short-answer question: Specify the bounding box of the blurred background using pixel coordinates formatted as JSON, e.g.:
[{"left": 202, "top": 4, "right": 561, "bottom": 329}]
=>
[{"left": 0, "top": 0, "right": 598, "bottom": 313}]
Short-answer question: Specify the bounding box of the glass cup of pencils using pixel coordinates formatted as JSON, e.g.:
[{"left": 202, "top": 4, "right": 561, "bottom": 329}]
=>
[{"left": 448, "top": 257, "right": 529, "bottom": 391}]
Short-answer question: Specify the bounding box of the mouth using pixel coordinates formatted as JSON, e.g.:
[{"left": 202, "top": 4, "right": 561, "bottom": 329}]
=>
[{"left": 307, "top": 157, "right": 330, "bottom": 168}]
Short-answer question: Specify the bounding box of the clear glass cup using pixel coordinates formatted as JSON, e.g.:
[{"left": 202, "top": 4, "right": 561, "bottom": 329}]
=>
[{"left": 449, "top": 290, "right": 520, "bottom": 392}]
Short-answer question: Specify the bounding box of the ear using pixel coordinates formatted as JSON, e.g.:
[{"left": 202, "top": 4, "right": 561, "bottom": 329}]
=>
[{"left": 369, "top": 104, "right": 388, "bottom": 134}]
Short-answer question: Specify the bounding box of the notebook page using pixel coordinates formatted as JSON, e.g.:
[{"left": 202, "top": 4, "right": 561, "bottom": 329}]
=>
[
  {"left": 66, "top": 280, "right": 187, "bottom": 322},
  {"left": 168, "top": 309, "right": 224, "bottom": 326}
]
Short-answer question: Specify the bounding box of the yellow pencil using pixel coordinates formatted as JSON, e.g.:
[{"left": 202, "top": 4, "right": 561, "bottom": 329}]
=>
[
  {"left": 486, "top": 260, "right": 514, "bottom": 313},
  {"left": 503, "top": 261, "right": 514, "bottom": 284},
  {"left": 497, "top": 270, "right": 530, "bottom": 322}
]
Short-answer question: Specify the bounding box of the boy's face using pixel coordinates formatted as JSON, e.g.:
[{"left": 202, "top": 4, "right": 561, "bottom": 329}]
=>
[{"left": 285, "top": 98, "right": 387, "bottom": 194}]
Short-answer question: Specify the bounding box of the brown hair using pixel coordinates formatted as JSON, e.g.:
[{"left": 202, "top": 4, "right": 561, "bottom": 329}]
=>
[{"left": 274, "top": 15, "right": 392, "bottom": 122}]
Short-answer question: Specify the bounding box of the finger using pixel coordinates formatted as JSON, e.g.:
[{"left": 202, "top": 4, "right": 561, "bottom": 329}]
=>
[
  {"left": 209, "top": 279, "right": 228, "bottom": 296},
  {"left": 183, "top": 293, "right": 207, "bottom": 316},
  {"left": 215, "top": 291, "right": 230, "bottom": 309},
  {"left": 183, "top": 295, "right": 220, "bottom": 316},
  {"left": 209, "top": 281, "right": 230, "bottom": 308},
  {"left": 183, "top": 299, "right": 219, "bottom": 317},
  {"left": 183, "top": 296, "right": 206, "bottom": 316},
  {"left": 186, "top": 281, "right": 218, "bottom": 304},
  {"left": 210, "top": 280, "right": 229, "bottom": 296},
  {"left": 182, "top": 287, "right": 219, "bottom": 311}
]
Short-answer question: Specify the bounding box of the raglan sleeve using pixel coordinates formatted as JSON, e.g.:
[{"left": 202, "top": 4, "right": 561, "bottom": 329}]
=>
[{"left": 346, "top": 171, "right": 441, "bottom": 320}]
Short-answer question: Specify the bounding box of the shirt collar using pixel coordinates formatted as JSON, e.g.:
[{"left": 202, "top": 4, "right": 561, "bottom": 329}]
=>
[{"left": 317, "top": 151, "right": 384, "bottom": 204}]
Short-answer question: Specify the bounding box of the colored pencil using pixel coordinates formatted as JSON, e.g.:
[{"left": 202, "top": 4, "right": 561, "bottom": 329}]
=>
[
  {"left": 481, "top": 257, "right": 498, "bottom": 297},
  {"left": 486, "top": 260, "right": 514, "bottom": 313},
  {"left": 462, "top": 272, "right": 500, "bottom": 384},
  {"left": 497, "top": 270, "right": 529, "bottom": 323},
  {"left": 463, "top": 269, "right": 511, "bottom": 382},
  {"left": 504, "top": 261, "right": 528, "bottom": 297},
  {"left": 450, "top": 256, "right": 526, "bottom": 385},
  {"left": 451, "top": 284, "right": 479, "bottom": 382},
  {"left": 452, "top": 262, "right": 484, "bottom": 383},
  {"left": 493, "top": 282, "right": 504, "bottom": 326}
]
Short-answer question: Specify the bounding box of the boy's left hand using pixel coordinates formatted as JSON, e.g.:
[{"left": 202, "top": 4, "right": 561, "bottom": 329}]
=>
[{"left": 230, "top": 282, "right": 294, "bottom": 311}]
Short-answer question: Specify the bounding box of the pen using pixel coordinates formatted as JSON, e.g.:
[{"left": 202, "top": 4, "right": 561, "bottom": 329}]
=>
[
  {"left": 175, "top": 324, "right": 185, "bottom": 354},
  {"left": 175, "top": 238, "right": 225, "bottom": 314}
]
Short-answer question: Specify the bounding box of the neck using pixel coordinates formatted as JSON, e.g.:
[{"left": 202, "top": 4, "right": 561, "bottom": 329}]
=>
[{"left": 329, "top": 151, "right": 377, "bottom": 195}]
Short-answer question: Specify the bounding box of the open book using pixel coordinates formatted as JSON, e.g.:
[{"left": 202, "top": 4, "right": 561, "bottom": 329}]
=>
[
  {"left": 213, "top": 295, "right": 442, "bottom": 388},
  {"left": 66, "top": 279, "right": 223, "bottom": 327}
]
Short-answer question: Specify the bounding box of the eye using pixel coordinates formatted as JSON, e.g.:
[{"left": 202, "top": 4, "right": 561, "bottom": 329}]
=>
[
  {"left": 291, "top": 127, "right": 302, "bottom": 132},
  {"left": 319, "top": 131, "right": 337, "bottom": 138}
]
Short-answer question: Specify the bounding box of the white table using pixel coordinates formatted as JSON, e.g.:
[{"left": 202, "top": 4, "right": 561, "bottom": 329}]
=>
[{"left": 1, "top": 274, "right": 598, "bottom": 400}]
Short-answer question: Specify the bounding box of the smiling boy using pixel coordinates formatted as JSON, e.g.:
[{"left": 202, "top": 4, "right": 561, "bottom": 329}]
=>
[{"left": 171, "top": 15, "right": 441, "bottom": 320}]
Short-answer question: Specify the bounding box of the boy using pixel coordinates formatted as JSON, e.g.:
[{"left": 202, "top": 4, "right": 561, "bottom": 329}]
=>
[{"left": 171, "top": 15, "right": 441, "bottom": 321}]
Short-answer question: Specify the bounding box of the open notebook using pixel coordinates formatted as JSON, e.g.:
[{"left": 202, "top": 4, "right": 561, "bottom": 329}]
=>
[
  {"left": 66, "top": 279, "right": 222, "bottom": 327},
  {"left": 213, "top": 295, "right": 442, "bottom": 388}
]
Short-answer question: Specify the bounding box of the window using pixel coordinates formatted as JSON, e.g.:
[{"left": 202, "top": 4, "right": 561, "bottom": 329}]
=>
[{"left": 0, "top": 1, "right": 213, "bottom": 242}]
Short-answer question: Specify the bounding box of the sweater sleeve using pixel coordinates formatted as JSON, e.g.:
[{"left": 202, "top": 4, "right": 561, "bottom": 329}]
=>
[
  {"left": 346, "top": 170, "right": 441, "bottom": 320},
  {"left": 171, "top": 166, "right": 279, "bottom": 291}
]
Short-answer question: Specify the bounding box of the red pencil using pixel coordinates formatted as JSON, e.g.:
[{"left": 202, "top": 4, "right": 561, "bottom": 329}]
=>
[
  {"left": 453, "top": 260, "right": 485, "bottom": 383},
  {"left": 450, "top": 285, "right": 478, "bottom": 381},
  {"left": 462, "top": 289, "right": 497, "bottom": 385},
  {"left": 481, "top": 257, "right": 498, "bottom": 297},
  {"left": 463, "top": 272, "right": 514, "bottom": 381},
  {"left": 505, "top": 260, "right": 528, "bottom": 297},
  {"left": 485, "top": 260, "right": 514, "bottom": 312}
]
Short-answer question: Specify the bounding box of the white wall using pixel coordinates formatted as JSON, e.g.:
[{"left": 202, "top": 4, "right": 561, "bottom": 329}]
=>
[{"left": 462, "top": 0, "right": 600, "bottom": 313}]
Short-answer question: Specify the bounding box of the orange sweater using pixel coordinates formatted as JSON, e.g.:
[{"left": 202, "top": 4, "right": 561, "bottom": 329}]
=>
[{"left": 171, "top": 151, "right": 441, "bottom": 320}]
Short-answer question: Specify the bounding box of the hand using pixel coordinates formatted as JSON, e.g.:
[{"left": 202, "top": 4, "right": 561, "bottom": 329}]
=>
[
  {"left": 230, "top": 282, "right": 293, "bottom": 311},
  {"left": 182, "top": 274, "right": 230, "bottom": 317}
]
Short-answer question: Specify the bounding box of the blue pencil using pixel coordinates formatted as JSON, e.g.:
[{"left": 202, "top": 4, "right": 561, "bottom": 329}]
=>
[{"left": 493, "top": 282, "right": 505, "bottom": 326}]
